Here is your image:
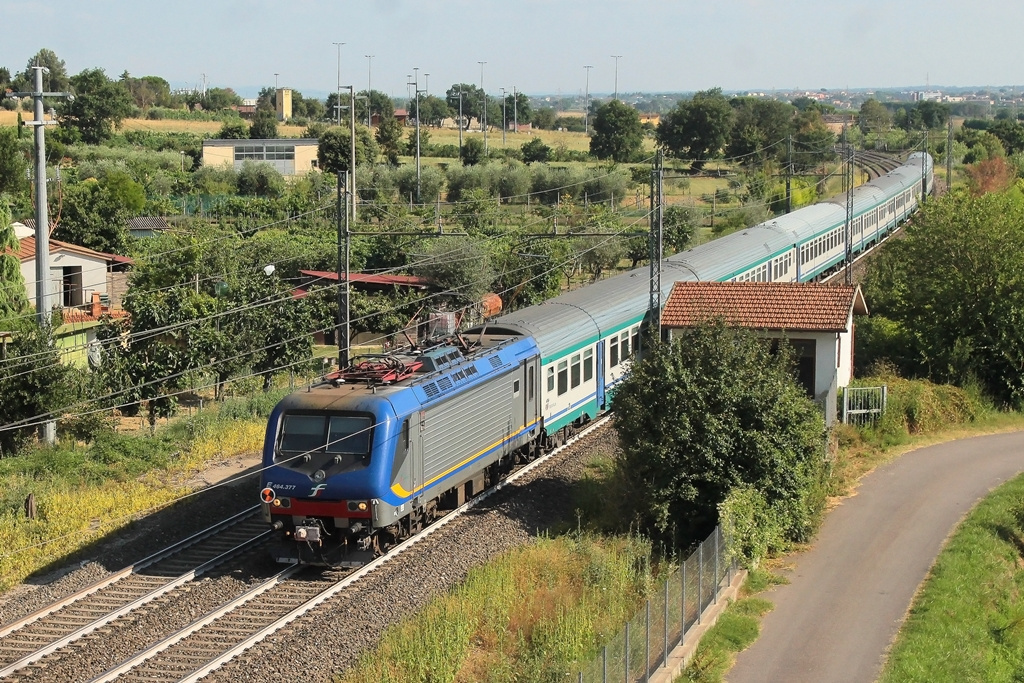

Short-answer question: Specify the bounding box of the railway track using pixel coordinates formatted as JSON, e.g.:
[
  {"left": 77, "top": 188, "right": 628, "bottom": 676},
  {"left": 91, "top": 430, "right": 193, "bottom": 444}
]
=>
[
  {"left": 69, "top": 417, "right": 610, "bottom": 683},
  {"left": 855, "top": 150, "right": 902, "bottom": 179},
  {"left": 0, "top": 507, "right": 267, "bottom": 679}
]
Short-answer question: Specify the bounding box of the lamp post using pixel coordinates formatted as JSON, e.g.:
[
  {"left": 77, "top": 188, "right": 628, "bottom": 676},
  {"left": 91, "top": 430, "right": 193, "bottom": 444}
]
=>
[
  {"left": 478, "top": 61, "right": 487, "bottom": 153},
  {"left": 410, "top": 69, "right": 423, "bottom": 203},
  {"left": 513, "top": 86, "right": 518, "bottom": 133},
  {"left": 583, "top": 65, "right": 593, "bottom": 133},
  {"left": 425, "top": 72, "right": 430, "bottom": 97},
  {"left": 458, "top": 86, "right": 464, "bottom": 155},
  {"left": 365, "top": 54, "right": 373, "bottom": 127},
  {"left": 611, "top": 55, "right": 622, "bottom": 100},
  {"left": 332, "top": 42, "right": 344, "bottom": 126}
]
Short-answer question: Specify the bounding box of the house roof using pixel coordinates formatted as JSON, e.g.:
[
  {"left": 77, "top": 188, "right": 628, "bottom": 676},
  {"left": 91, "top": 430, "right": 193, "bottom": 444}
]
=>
[
  {"left": 661, "top": 282, "right": 867, "bottom": 333},
  {"left": 61, "top": 308, "right": 129, "bottom": 325},
  {"left": 127, "top": 216, "right": 172, "bottom": 231},
  {"left": 299, "top": 270, "right": 433, "bottom": 289},
  {"left": 10, "top": 236, "right": 134, "bottom": 266}
]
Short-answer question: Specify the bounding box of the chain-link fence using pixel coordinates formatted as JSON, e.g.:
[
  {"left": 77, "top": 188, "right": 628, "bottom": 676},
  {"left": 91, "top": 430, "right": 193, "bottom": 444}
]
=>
[{"left": 576, "top": 526, "right": 734, "bottom": 683}]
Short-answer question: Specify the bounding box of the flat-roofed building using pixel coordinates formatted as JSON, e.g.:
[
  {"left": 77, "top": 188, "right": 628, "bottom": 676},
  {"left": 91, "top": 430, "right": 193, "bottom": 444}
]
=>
[{"left": 201, "top": 138, "right": 319, "bottom": 175}]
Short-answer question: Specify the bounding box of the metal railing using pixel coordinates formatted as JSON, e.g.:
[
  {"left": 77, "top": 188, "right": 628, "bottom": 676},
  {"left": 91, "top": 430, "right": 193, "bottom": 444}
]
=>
[
  {"left": 576, "top": 525, "right": 734, "bottom": 683},
  {"left": 842, "top": 385, "right": 887, "bottom": 426}
]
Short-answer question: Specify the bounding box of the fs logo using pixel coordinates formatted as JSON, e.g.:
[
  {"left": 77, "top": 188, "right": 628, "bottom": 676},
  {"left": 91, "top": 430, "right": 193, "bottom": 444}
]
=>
[{"left": 309, "top": 484, "right": 327, "bottom": 498}]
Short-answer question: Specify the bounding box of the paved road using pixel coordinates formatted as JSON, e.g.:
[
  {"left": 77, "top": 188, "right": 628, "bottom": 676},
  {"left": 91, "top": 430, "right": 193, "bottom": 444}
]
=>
[{"left": 728, "top": 431, "right": 1024, "bottom": 683}]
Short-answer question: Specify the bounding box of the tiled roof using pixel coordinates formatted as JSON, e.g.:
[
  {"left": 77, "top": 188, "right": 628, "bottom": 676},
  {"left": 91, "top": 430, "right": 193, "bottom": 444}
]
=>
[
  {"left": 661, "top": 282, "right": 867, "bottom": 332},
  {"left": 62, "top": 308, "right": 129, "bottom": 325},
  {"left": 9, "top": 237, "right": 133, "bottom": 266}
]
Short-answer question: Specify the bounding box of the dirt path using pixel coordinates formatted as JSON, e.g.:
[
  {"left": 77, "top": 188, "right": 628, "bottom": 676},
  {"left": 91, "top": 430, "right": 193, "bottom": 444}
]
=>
[{"left": 728, "top": 431, "right": 1024, "bottom": 683}]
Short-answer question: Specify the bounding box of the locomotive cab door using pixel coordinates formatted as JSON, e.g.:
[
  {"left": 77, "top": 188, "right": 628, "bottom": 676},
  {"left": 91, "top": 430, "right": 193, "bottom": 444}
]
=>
[{"left": 596, "top": 341, "right": 606, "bottom": 410}]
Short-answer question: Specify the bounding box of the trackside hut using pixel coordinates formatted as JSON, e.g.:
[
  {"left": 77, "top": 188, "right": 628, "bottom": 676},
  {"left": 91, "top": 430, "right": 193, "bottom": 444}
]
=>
[{"left": 660, "top": 282, "right": 868, "bottom": 426}]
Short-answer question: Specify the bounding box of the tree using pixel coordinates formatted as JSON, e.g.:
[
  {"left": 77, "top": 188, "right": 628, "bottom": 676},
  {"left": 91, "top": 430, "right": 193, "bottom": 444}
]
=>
[
  {"left": 858, "top": 98, "right": 892, "bottom": 134},
  {"left": 988, "top": 119, "right": 1024, "bottom": 155},
  {"left": 446, "top": 84, "right": 484, "bottom": 127},
  {"left": 0, "top": 128, "right": 28, "bottom": 197},
  {"left": 460, "top": 136, "right": 486, "bottom": 166},
  {"left": 727, "top": 98, "right": 795, "bottom": 165},
  {"left": 410, "top": 236, "right": 494, "bottom": 308},
  {"left": 236, "top": 161, "right": 285, "bottom": 198},
  {"left": 791, "top": 109, "right": 836, "bottom": 171},
  {"left": 613, "top": 323, "right": 826, "bottom": 547},
  {"left": 121, "top": 73, "right": 172, "bottom": 109},
  {"left": 862, "top": 186, "right": 1024, "bottom": 405},
  {"left": 353, "top": 90, "right": 394, "bottom": 125},
  {"left": 375, "top": 114, "right": 404, "bottom": 165},
  {"left": 412, "top": 95, "right": 451, "bottom": 128},
  {"left": 532, "top": 107, "right": 557, "bottom": 130},
  {"left": 199, "top": 87, "right": 241, "bottom": 112},
  {"left": 250, "top": 110, "right": 278, "bottom": 139},
  {"left": 53, "top": 177, "right": 137, "bottom": 254},
  {"left": 0, "top": 320, "right": 72, "bottom": 454},
  {"left": 521, "top": 137, "right": 551, "bottom": 163},
  {"left": 59, "top": 68, "right": 133, "bottom": 144},
  {"left": 505, "top": 91, "right": 531, "bottom": 126},
  {"left": 13, "top": 49, "right": 69, "bottom": 93},
  {"left": 317, "top": 125, "right": 379, "bottom": 174},
  {"left": 589, "top": 99, "right": 644, "bottom": 162},
  {"left": 0, "top": 199, "right": 27, "bottom": 319},
  {"left": 664, "top": 205, "right": 697, "bottom": 253},
  {"left": 656, "top": 88, "right": 733, "bottom": 169},
  {"left": 216, "top": 118, "right": 250, "bottom": 140}
]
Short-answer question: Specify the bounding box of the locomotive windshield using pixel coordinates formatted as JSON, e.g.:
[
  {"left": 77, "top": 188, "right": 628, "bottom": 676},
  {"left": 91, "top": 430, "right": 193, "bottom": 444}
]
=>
[{"left": 279, "top": 413, "right": 373, "bottom": 456}]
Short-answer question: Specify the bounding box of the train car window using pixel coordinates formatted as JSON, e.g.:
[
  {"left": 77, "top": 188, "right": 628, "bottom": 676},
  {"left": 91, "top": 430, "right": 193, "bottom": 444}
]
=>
[
  {"left": 547, "top": 366, "right": 555, "bottom": 392},
  {"left": 513, "top": 379, "right": 521, "bottom": 397},
  {"left": 632, "top": 327, "right": 640, "bottom": 356},
  {"left": 570, "top": 354, "right": 581, "bottom": 389},
  {"left": 583, "top": 348, "right": 594, "bottom": 382},
  {"left": 557, "top": 360, "right": 569, "bottom": 395},
  {"left": 610, "top": 336, "right": 619, "bottom": 367},
  {"left": 528, "top": 367, "right": 535, "bottom": 400},
  {"left": 620, "top": 331, "right": 630, "bottom": 359},
  {"left": 390, "top": 419, "right": 411, "bottom": 486}
]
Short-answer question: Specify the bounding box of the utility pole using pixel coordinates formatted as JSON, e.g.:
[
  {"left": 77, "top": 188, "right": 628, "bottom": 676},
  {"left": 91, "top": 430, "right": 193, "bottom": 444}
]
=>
[
  {"left": 13, "top": 66, "right": 70, "bottom": 445},
  {"left": 336, "top": 169, "right": 350, "bottom": 369},
  {"left": 785, "top": 135, "right": 793, "bottom": 214},
  {"left": 458, "top": 86, "right": 464, "bottom": 155},
  {"left": 583, "top": 65, "right": 593, "bottom": 133},
  {"left": 611, "top": 55, "right": 622, "bottom": 100},
  {"left": 410, "top": 70, "right": 423, "bottom": 203},
  {"left": 365, "top": 54, "right": 373, "bottom": 127},
  {"left": 349, "top": 85, "right": 356, "bottom": 223},
  {"left": 500, "top": 87, "right": 506, "bottom": 146},
  {"left": 946, "top": 116, "right": 953, "bottom": 190},
  {"left": 513, "top": 86, "right": 518, "bottom": 133},
  {"left": 921, "top": 129, "right": 928, "bottom": 201},
  {"left": 478, "top": 61, "right": 487, "bottom": 153},
  {"left": 332, "top": 42, "right": 344, "bottom": 126},
  {"left": 649, "top": 151, "right": 664, "bottom": 335}
]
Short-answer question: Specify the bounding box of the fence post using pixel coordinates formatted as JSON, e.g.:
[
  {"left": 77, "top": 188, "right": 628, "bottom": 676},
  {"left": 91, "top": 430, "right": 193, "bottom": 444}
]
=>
[
  {"left": 698, "top": 543, "right": 704, "bottom": 624},
  {"left": 625, "top": 621, "right": 630, "bottom": 683},
  {"left": 645, "top": 600, "right": 651, "bottom": 683},
  {"left": 603, "top": 645, "right": 607, "bottom": 683},
  {"left": 663, "top": 577, "right": 669, "bottom": 668},
  {"left": 681, "top": 560, "right": 687, "bottom": 646},
  {"left": 714, "top": 527, "right": 720, "bottom": 604},
  {"left": 842, "top": 387, "right": 848, "bottom": 423}
]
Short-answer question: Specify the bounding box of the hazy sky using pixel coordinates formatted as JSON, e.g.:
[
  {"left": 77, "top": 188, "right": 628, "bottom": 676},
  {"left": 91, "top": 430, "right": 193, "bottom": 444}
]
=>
[{"left": 2, "top": 0, "right": 1019, "bottom": 100}]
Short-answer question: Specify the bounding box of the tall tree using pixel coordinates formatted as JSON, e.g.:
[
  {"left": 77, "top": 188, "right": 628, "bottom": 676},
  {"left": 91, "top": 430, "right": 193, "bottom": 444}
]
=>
[
  {"left": 656, "top": 88, "right": 733, "bottom": 169},
  {"left": 504, "top": 91, "right": 531, "bottom": 126},
  {"left": 317, "top": 125, "right": 379, "bottom": 174},
  {"left": 445, "top": 83, "right": 484, "bottom": 127},
  {"left": 791, "top": 109, "right": 836, "bottom": 171},
  {"left": 589, "top": 99, "right": 644, "bottom": 162},
  {"left": 13, "top": 49, "right": 69, "bottom": 93},
  {"left": 727, "top": 97, "right": 795, "bottom": 165},
  {"left": 0, "top": 128, "right": 28, "bottom": 197},
  {"left": 249, "top": 109, "right": 278, "bottom": 139},
  {"left": 858, "top": 98, "right": 892, "bottom": 134},
  {"left": 863, "top": 186, "right": 1024, "bottom": 404},
  {"left": 59, "top": 68, "right": 134, "bottom": 144}
]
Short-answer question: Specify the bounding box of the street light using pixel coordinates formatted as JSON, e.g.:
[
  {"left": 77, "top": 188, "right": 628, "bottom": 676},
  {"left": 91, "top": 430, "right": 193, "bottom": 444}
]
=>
[
  {"left": 410, "top": 69, "right": 423, "bottom": 203},
  {"left": 458, "top": 86, "right": 464, "bottom": 155},
  {"left": 365, "top": 54, "right": 373, "bottom": 127},
  {"left": 583, "top": 65, "right": 593, "bottom": 133},
  {"left": 425, "top": 73, "right": 430, "bottom": 97},
  {"left": 611, "top": 55, "right": 622, "bottom": 100},
  {"left": 333, "top": 42, "right": 345, "bottom": 125}
]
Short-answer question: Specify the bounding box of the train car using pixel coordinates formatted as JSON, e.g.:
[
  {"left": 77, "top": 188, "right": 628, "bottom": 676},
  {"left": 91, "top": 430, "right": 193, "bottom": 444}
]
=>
[
  {"left": 261, "top": 153, "right": 933, "bottom": 565},
  {"left": 260, "top": 337, "right": 541, "bottom": 566}
]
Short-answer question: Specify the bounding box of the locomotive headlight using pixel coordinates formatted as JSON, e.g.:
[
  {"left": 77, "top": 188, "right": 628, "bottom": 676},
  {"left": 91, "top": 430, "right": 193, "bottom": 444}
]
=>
[
  {"left": 272, "top": 499, "right": 282, "bottom": 507},
  {"left": 313, "top": 469, "right": 326, "bottom": 482},
  {"left": 357, "top": 501, "right": 367, "bottom": 511}
]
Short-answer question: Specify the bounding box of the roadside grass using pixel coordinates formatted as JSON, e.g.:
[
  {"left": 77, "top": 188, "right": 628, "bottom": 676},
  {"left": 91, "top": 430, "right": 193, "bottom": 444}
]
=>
[
  {"left": 0, "top": 390, "right": 285, "bottom": 592},
  {"left": 336, "top": 533, "right": 656, "bottom": 683},
  {"left": 879, "top": 471, "right": 1024, "bottom": 682}
]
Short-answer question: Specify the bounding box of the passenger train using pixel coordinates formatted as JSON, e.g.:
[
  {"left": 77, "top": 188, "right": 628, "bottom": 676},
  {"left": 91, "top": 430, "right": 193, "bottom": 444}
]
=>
[{"left": 259, "top": 153, "right": 933, "bottom": 565}]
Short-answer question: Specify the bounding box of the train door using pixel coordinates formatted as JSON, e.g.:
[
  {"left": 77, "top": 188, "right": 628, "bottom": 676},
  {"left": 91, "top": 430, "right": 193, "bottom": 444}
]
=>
[
  {"left": 595, "top": 341, "right": 606, "bottom": 410},
  {"left": 525, "top": 358, "right": 538, "bottom": 430},
  {"left": 412, "top": 410, "right": 425, "bottom": 507},
  {"left": 512, "top": 364, "right": 526, "bottom": 443}
]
